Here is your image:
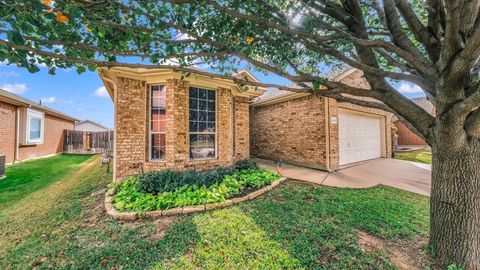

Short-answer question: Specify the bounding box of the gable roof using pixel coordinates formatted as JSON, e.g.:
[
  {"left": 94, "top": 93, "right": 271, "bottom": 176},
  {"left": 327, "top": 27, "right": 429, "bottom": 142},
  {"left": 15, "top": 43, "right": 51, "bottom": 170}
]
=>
[
  {"left": 75, "top": 119, "right": 111, "bottom": 130},
  {"left": 99, "top": 67, "right": 267, "bottom": 101},
  {"left": 410, "top": 97, "right": 435, "bottom": 115},
  {"left": 253, "top": 66, "right": 356, "bottom": 106},
  {"left": 0, "top": 89, "right": 79, "bottom": 122}
]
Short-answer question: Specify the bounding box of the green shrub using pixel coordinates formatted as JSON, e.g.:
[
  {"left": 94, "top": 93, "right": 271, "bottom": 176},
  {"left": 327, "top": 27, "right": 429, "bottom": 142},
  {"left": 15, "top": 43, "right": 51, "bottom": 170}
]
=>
[
  {"left": 202, "top": 166, "right": 234, "bottom": 187},
  {"left": 181, "top": 170, "right": 204, "bottom": 186},
  {"left": 138, "top": 161, "right": 259, "bottom": 195},
  {"left": 112, "top": 168, "right": 280, "bottom": 212},
  {"left": 234, "top": 159, "right": 259, "bottom": 171},
  {"left": 139, "top": 169, "right": 183, "bottom": 194}
]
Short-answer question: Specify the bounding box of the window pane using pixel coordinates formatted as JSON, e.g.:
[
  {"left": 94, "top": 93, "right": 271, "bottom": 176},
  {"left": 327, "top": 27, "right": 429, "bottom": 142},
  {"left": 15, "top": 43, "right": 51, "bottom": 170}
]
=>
[
  {"left": 29, "top": 117, "right": 41, "bottom": 140},
  {"left": 207, "top": 112, "right": 215, "bottom": 122},
  {"left": 199, "top": 100, "right": 207, "bottom": 110},
  {"left": 199, "top": 89, "right": 207, "bottom": 99},
  {"left": 189, "top": 87, "right": 198, "bottom": 99},
  {"left": 189, "top": 110, "right": 198, "bottom": 121},
  {"left": 190, "top": 134, "right": 215, "bottom": 159},
  {"left": 199, "top": 111, "right": 207, "bottom": 121},
  {"left": 207, "top": 101, "right": 215, "bottom": 111},
  {"left": 151, "top": 134, "right": 166, "bottom": 160},
  {"left": 207, "top": 90, "right": 215, "bottom": 100},
  {"left": 151, "top": 85, "right": 166, "bottom": 132},
  {"left": 189, "top": 87, "right": 216, "bottom": 159},
  {"left": 207, "top": 121, "right": 215, "bottom": 130},
  {"left": 189, "top": 121, "right": 198, "bottom": 132},
  {"left": 199, "top": 122, "right": 207, "bottom": 132},
  {"left": 189, "top": 99, "right": 198, "bottom": 110}
]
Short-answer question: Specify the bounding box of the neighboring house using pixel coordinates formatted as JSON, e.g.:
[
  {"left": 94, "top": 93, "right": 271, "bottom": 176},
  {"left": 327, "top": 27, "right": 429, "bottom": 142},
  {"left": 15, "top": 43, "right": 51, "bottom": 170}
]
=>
[
  {"left": 75, "top": 119, "right": 111, "bottom": 132},
  {"left": 394, "top": 97, "right": 435, "bottom": 146},
  {"left": 250, "top": 68, "right": 394, "bottom": 171},
  {"left": 0, "top": 89, "right": 78, "bottom": 164},
  {"left": 99, "top": 67, "right": 265, "bottom": 181}
]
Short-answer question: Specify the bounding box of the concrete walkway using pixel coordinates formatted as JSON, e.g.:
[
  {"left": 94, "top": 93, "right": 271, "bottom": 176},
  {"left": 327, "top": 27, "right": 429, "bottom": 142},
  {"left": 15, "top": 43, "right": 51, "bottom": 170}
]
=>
[{"left": 255, "top": 158, "right": 431, "bottom": 196}]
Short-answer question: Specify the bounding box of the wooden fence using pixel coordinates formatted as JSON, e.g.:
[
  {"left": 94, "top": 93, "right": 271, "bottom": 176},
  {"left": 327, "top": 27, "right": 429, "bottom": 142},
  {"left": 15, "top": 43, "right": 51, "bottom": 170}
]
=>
[{"left": 63, "top": 130, "right": 114, "bottom": 154}]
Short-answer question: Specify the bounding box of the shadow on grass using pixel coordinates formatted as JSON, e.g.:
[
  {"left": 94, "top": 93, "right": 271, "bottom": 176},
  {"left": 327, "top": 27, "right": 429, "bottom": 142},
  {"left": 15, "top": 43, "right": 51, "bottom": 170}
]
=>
[
  {"left": 0, "top": 154, "right": 94, "bottom": 211},
  {"left": 241, "top": 180, "right": 430, "bottom": 269},
  {"left": 0, "top": 156, "right": 201, "bottom": 270}
]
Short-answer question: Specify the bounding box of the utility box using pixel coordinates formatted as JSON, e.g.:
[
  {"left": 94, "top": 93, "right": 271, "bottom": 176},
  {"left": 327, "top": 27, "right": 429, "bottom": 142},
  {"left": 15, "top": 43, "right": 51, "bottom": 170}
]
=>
[{"left": 0, "top": 155, "right": 5, "bottom": 179}]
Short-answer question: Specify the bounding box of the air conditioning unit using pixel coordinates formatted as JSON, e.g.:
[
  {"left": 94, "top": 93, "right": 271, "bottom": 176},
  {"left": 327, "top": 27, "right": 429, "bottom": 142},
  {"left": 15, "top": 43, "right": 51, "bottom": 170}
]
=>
[{"left": 0, "top": 155, "right": 5, "bottom": 179}]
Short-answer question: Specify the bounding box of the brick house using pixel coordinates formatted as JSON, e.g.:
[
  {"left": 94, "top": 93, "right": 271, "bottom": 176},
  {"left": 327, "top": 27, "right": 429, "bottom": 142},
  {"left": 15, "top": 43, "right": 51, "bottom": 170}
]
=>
[
  {"left": 99, "top": 67, "right": 265, "bottom": 181},
  {"left": 250, "top": 68, "right": 394, "bottom": 171},
  {"left": 0, "top": 89, "right": 78, "bottom": 164},
  {"left": 394, "top": 97, "right": 435, "bottom": 146}
]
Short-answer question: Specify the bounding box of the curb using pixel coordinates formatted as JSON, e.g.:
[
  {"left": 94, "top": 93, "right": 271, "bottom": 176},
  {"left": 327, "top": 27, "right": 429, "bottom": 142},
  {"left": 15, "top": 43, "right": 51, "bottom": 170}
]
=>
[{"left": 105, "top": 177, "right": 286, "bottom": 221}]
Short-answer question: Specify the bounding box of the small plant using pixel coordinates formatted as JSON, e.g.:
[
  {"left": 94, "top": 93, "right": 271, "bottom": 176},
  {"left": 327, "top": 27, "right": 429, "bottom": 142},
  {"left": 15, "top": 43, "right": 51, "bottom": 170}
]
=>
[
  {"left": 234, "top": 159, "right": 259, "bottom": 171},
  {"left": 139, "top": 169, "right": 182, "bottom": 194},
  {"left": 138, "top": 160, "right": 260, "bottom": 195}
]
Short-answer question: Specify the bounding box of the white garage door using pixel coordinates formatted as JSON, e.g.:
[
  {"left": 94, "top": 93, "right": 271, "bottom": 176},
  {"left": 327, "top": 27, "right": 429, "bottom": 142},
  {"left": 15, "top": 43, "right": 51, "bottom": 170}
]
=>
[{"left": 339, "top": 110, "right": 382, "bottom": 166}]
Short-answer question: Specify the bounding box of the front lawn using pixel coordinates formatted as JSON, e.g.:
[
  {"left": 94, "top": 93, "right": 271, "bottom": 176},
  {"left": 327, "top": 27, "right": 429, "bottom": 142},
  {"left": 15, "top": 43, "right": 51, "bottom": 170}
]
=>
[
  {"left": 395, "top": 149, "right": 432, "bottom": 164},
  {"left": 0, "top": 155, "right": 431, "bottom": 269},
  {"left": 0, "top": 154, "right": 93, "bottom": 213}
]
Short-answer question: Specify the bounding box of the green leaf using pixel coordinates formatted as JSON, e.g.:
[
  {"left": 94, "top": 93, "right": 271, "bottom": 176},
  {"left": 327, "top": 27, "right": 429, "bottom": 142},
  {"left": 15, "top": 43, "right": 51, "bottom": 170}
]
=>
[
  {"left": 48, "top": 67, "right": 56, "bottom": 75},
  {"left": 311, "top": 81, "right": 320, "bottom": 92}
]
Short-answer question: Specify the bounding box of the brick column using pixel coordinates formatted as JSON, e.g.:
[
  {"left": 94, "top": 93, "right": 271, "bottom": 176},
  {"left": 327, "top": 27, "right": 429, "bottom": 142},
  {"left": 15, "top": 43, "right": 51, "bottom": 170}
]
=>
[
  {"left": 170, "top": 79, "right": 189, "bottom": 166},
  {"left": 216, "top": 87, "right": 233, "bottom": 164},
  {"left": 115, "top": 77, "right": 147, "bottom": 180},
  {"left": 327, "top": 98, "right": 340, "bottom": 170},
  {"left": 234, "top": 96, "right": 250, "bottom": 160}
]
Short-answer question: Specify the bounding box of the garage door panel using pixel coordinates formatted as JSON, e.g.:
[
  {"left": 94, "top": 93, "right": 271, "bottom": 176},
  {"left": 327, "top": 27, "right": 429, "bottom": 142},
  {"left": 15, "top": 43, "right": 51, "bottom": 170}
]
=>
[{"left": 339, "top": 111, "right": 382, "bottom": 166}]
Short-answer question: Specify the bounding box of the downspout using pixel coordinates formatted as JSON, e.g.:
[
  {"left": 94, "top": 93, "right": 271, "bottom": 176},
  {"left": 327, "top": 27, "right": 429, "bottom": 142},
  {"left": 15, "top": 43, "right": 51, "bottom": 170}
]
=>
[
  {"left": 101, "top": 75, "right": 118, "bottom": 182},
  {"left": 324, "top": 97, "right": 332, "bottom": 172},
  {"left": 15, "top": 107, "right": 20, "bottom": 162}
]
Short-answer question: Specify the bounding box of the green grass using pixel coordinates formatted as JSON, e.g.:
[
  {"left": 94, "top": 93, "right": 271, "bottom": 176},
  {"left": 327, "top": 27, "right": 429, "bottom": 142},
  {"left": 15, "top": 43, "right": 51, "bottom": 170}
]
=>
[
  {"left": 0, "top": 154, "right": 93, "bottom": 213},
  {"left": 0, "top": 157, "right": 430, "bottom": 269},
  {"left": 395, "top": 149, "right": 432, "bottom": 164}
]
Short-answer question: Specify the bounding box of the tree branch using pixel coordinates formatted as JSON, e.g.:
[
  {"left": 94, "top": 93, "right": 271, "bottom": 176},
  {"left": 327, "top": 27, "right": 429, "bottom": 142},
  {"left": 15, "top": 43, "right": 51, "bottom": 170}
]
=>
[
  {"left": 382, "top": 0, "right": 426, "bottom": 60},
  {"left": 393, "top": 0, "right": 438, "bottom": 61}
]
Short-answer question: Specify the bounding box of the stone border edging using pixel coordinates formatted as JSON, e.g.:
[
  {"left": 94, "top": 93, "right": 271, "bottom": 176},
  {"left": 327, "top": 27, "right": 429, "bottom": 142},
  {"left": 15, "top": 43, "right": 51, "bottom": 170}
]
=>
[{"left": 105, "top": 177, "right": 287, "bottom": 221}]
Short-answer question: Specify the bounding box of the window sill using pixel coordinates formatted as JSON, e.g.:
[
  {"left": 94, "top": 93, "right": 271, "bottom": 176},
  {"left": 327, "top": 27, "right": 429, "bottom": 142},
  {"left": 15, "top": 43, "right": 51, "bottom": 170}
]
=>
[
  {"left": 189, "top": 157, "right": 217, "bottom": 161},
  {"left": 148, "top": 159, "right": 166, "bottom": 163},
  {"left": 20, "top": 142, "right": 41, "bottom": 147}
]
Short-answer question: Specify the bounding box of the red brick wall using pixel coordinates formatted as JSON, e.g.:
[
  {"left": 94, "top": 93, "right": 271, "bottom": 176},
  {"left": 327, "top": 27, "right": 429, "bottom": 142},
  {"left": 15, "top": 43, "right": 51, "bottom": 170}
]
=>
[
  {"left": 0, "top": 101, "right": 16, "bottom": 163},
  {"left": 114, "top": 77, "right": 249, "bottom": 181},
  {"left": 250, "top": 95, "right": 329, "bottom": 170},
  {"left": 18, "top": 114, "right": 74, "bottom": 161},
  {"left": 0, "top": 101, "right": 74, "bottom": 163},
  {"left": 395, "top": 121, "right": 426, "bottom": 146}
]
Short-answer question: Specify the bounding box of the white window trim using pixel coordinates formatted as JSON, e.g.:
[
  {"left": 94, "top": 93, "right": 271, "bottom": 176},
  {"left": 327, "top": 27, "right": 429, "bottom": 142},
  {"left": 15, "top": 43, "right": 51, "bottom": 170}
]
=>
[
  {"left": 149, "top": 84, "right": 166, "bottom": 162},
  {"left": 26, "top": 109, "right": 44, "bottom": 145},
  {"left": 188, "top": 86, "right": 218, "bottom": 161}
]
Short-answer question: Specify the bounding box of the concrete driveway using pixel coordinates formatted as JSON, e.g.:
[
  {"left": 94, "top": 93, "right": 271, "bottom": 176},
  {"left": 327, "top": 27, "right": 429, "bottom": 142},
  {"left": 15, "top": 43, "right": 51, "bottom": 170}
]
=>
[{"left": 255, "top": 158, "right": 431, "bottom": 196}]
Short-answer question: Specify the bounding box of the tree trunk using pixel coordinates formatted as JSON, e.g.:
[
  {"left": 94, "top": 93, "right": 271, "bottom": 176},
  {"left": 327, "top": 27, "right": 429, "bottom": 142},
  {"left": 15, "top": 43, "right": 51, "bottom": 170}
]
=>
[{"left": 430, "top": 137, "right": 480, "bottom": 269}]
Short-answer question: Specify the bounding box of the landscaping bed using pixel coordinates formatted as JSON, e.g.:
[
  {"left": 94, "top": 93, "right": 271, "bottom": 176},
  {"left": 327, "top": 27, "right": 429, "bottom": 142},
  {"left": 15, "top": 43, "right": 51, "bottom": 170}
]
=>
[{"left": 109, "top": 160, "right": 281, "bottom": 218}]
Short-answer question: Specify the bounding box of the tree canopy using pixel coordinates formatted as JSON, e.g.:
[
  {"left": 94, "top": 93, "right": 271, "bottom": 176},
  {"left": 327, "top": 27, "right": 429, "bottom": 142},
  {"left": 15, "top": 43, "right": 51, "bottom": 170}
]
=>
[
  {"left": 2, "top": 1, "right": 480, "bottom": 267},
  {"left": 2, "top": 1, "right": 480, "bottom": 143}
]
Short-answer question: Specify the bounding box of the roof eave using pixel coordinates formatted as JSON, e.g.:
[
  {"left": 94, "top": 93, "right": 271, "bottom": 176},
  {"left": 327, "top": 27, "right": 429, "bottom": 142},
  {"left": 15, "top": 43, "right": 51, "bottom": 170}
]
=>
[{"left": 0, "top": 90, "right": 79, "bottom": 122}]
